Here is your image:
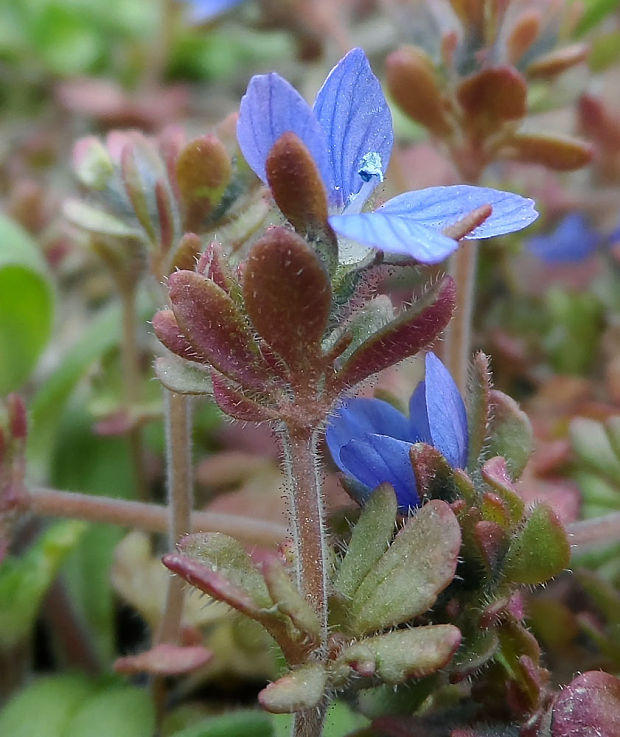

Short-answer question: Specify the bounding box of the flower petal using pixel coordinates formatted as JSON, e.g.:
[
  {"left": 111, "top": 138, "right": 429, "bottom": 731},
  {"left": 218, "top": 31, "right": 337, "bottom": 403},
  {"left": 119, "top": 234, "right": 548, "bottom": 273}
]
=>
[
  {"left": 313, "top": 48, "right": 393, "bottom": 208},
  {"left": 408, "top": 380, "right": 431, "bottom": 443},
  {"left": 326, "top": 398, "right": 411, "bottom": 466},
  {"left": 339, "top": 435, "right": 419, "bottom": 510},
  {"left": 328, "top": 212, "right": 458, "bottom": 264},
  {"left": 424, "top": 353, "right": 468, "bottom": 468},
  {"left": 527, "top": 213, "right": 599, "bottom": 263},
  {"left": 379, "top": 185, "right": 539, "bottom": 239},
  {"left": 237, "top": 73, "right": 332, "bottom": 189},
  {"left": 184, "top": 0, "right": 247, "bottom": 23}
]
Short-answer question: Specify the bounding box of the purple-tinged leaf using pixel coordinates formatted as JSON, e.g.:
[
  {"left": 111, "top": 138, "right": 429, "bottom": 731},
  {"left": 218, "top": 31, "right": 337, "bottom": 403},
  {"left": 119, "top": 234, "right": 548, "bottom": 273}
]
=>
[
  {"left": 313, "top": 47, "right": 393, "bottom": 207},
  {"left": 211, "top": 371, "right": 276, "bottom": 422},
  {"left": 152, "top": 309, "right": 198, "bottom": 362},
  {"left": 168, "top": 270, "right": 271, "bottom": 390},
  {"left": 378, "top": 186, "right": 538, "bottom": 240},
  {"left": 114, "top": 644, "right": 212, "bottom": 676},
  {"left": 423, "top": 352, "right": 469, "bottom": 468},
  {"left": 552, "top": 671, "right": 620, "bottom": 737},
  {"left": 237, "top": 73, "right": 332, "bottom": 189},
  {"left": 258, "top": 664, "right": 326, "bottom": 713},
  {"left": 332, "top": 276, "right": 455, "bottom": 389}
]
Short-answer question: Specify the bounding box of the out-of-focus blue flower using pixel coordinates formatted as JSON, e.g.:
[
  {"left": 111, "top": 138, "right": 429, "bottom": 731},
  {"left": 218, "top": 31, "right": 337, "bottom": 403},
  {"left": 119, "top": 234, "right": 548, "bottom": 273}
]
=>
[
  {"left": 182, "top": 0, "right": 247, "bottom": 24},
  {"left": 326, "top": 352, "right": 468, "bottom": 511},
  {"left": 527, "top": 213, "right": 600, "bottom": 263},
  {"left": 237, "top": 48, "right": 539, "bottom": 265}
]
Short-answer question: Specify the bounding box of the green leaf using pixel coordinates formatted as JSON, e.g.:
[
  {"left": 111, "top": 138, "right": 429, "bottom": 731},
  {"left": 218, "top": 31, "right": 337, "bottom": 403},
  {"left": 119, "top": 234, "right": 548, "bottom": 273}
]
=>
[
  {"left": 333, "top": 484, "right": 397, "bottom": 600},
  {"left": 485, "top": 390, "right": 533, "bottom": 479},
  {"left": 64, "top": 686, "right": 155, "bottom": 737},
  {"left": 337, "top": 625, "right": 461, "bottom": 684},
  {"left": 0, "top": 215, "right": 53, "bottom": 394},
  {"left": 574, "top": 0, "right": 620, "bottom": 36},
  {"left": 351, "top": 500, "right": 461, "bottom": 635},
  {"left": 63, "top": 200, "right": 142, "bottom": 239},
  {"left": 570, "top": 417, "right": 620, "bottom": 481},
  {"left": 258, "top": 663, "right": 327, "bottom": 713},
  {"left": 503, "top": 503, "right": 570, "bottom": 584},
  {"left": 154, "top": 356, "right": 212, "bottom": 395},
  {"left": 168, "top": 711, "right": 274, "bottom": 737},
  {"left": 0, "top": 675, "right": 98, "bottom": 737},
  {"left": 0, "top": 520, "right": 87, "bottom": 649}
]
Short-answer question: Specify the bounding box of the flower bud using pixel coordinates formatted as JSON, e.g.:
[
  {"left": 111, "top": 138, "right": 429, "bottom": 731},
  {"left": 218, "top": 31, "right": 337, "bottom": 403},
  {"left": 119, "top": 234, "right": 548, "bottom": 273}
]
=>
[
  {"left": 386, "top": 46, "right": 452, "bottom": 137},
  {"left": 506, "top": 10, "right": 541, "bottom": 64}
]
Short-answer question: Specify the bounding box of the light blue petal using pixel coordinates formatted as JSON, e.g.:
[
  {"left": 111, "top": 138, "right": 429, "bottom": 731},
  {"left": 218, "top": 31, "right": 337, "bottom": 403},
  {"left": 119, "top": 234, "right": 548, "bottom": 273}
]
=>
[
  {"left": 408, "top": 380, "right": 431, "bottom": 444},
  {"left": 527, "top": 213, "right": 599, "bottom": 263},
  {"left": 237, "top": 73, "right": 332, "bottom": 189},
  {"left": 339, "top": 434, "right": 419, "bottom": 510},
  {"left": 424, "top": 352, "right": 468, "bottom": 468},
  {"left": 379, "top": 186, "right": 539, "bottom": 239},
  {"left": 183, "top": 0, "right": 247, "bottom": 23},
  {"left": 313, "top": 48, "right": 393, "bottom": 208},
  {"left": 326, "top": 398, "right": 411, "bottom": 467},
  {"left": 329, "top": 211, "right": 458, "bottom": 264}
]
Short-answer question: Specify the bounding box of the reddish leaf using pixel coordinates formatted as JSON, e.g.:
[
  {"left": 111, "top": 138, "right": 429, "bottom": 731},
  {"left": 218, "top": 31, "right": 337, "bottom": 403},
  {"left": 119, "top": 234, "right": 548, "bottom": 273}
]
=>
[
  {"left": 499, "top": 133, "right": 593, "bottom": 171},
  {"left": 242, "top": 226, "right": 331, "bottom": 370},
  {"left": 114, "top": 643, "right": 212, "bottom": 676},
  {"left": 211, "top": 371, "right": 276, "bottom": 422},
  {"left": 333, "top": 276, "right": 455, "bottom": 390},
  {"left": 152, "top": 308, "right": 197, "bottom": 361},
  {"left": 169, "top": 270, "right": 271, "bottom": 389},
  {"left": 457, "top": 67, "right": 527, "bottom": 129}
]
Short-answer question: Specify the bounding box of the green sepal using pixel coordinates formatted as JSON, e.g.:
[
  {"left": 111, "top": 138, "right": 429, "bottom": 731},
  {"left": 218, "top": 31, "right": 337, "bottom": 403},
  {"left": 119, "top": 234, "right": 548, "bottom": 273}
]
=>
[
  {"left": 502, "top": 503, "right": 570, "bottom": 584},
  {"left": 333, "top": 484, "right": 397, "bottom": 600},
  {"left": 337, "top": 625, "right": 461, "bottom": 685},
  {"left": 467, "top": 351, "right": 492, "bottom": 469},
  {"left": 350, "top": 500, "right": 461, "bottom": 635},
  {"left": 485, "top": 390, "right": 533, "bottom": 479},
  {"left": 258, "top": 664, "right": 326, "bottom": 713}
]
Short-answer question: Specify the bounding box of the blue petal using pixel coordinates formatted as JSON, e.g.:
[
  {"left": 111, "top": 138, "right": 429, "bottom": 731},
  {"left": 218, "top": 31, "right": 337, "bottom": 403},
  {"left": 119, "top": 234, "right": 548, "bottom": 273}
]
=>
[
  {"left": 339, "top": 434, "right": 419, "bottom": 510},
  {"left": 408, "top": 380, "right": 431, "bottom": 444},
  {"left": 328, "top": 211, "right": 459, "bottom": 264},
  {"left": 313, "top": 48, "right": 393, "bottom": 208},
  {"left": 237, "top": 73, "right": 332, "bottom": 189},
  {"left": 326, "top": 398, "right": 411, "bottom": 468},
  {"left": 379, "top": 186, "right": 539, "bottom": 239},
  {"left": 183, "top": 0, "right": 247, "bottom": 22},
  {"left": 424, "top": 353, "right": 468, "bottom": 468},
  {"left": 527, "top": 213, "right": 599, "bottom": 263}
]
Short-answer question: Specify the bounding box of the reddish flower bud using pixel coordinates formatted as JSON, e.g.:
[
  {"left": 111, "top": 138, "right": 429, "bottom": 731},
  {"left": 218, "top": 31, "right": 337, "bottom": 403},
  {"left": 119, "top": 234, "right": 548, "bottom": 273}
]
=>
[
  {"left": 526, "top": 43, "right": 589, "bottom": 79},
  {"left": 498, "top": 133, "right": 593, "bottom": 170},
  {"left": 243, "top": 226, "right": 331, "bottom": 371},
  {"left": 386, "top": 46, "right": 452, "bottom": 137},
  {"left": 506, "top": 10, "right": 541, "bottom": 64},
  {"left": 175, "top": 135, "right": 232, "bottom": 231},
  {"left": 457, "top": 67, "right": 527, "bottom": 136}
]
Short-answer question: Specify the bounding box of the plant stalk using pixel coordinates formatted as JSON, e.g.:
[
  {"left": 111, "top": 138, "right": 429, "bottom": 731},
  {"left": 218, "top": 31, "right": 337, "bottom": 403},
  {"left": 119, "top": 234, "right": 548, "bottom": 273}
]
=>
[
  {"left": 281, "top": 423, "right": 329, "bottom": 737},
  {"left": 120, "top": 283, "right": 149, "bottom": 501},
  {"left": 445, "top": 239, "right": 478, "bottom": 393},
  {"left": 28, "top": 487, "right": 286, "bottom": 545}
]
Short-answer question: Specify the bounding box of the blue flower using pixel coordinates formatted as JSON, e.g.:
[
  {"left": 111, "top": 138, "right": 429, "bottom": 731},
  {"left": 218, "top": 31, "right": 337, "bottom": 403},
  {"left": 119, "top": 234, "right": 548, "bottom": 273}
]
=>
[
  {"left": 527, "top": 213, "right": 600, "bottom": 263},
  {"left": 181, "top": 0, "right": 247, "bottom": 23},
  {"left": 237, "top": 48, "right": 539, "bottom": 264},
  {"left": 326, "top": 352, "right": 468, "bottom": 511}
]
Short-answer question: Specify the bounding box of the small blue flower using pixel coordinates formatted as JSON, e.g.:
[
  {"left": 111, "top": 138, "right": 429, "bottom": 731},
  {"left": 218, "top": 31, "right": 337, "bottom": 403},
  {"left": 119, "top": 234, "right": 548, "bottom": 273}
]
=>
[
  {"left": 326, "top": 352, "right": 468, "bottom": 511},
  {"left": 527, "top": 213, "right": 600, "bottom": 263},
  {"left": 181, "top": 0, "right": 247, "bottom": 24},
  {"left": 237, "top": 48, "right": 539, "bottom": 264}
]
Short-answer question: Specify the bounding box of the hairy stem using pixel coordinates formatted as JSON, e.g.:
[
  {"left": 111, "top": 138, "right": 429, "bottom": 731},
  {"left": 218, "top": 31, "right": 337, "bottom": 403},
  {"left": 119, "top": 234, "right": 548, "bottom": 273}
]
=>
[
  {"left": 156, "top": 391, "right": 193, "bottom": 645},
  {"left": 120, "top": 283, "right": 149, "bottom": 501},
  {"left": 445, "top": 239, "right": 478, "bottom": 393},
  {"left": 282, "top": 423, "right": 329, "bottom": 737},
  {"left": 28, "top": 487, "right": 286, "bottom": 545}
]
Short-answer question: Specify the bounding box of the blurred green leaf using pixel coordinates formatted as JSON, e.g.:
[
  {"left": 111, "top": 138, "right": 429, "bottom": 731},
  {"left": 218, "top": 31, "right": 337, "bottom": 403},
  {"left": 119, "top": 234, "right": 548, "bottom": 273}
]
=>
[
  {"left": 272, "top": 701, "right": 368, "bottom": 737},
  {"left": 0, "top": 520, "right": 87, "bottom": 649},
  {"left": 0, "top": 215, "right": 53, "bottom": 394},
  {"left": 168, "top": 711, "right": 274, "bottom": 737},
  {"left": 574, "top": 0, "right": 620, "bottom": 37},
  {"left": 0, "top": 674, "right": 99, "bottom": 737},
  {"left": 64, "top": 685, "right": 155, "bottom": 737}
]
